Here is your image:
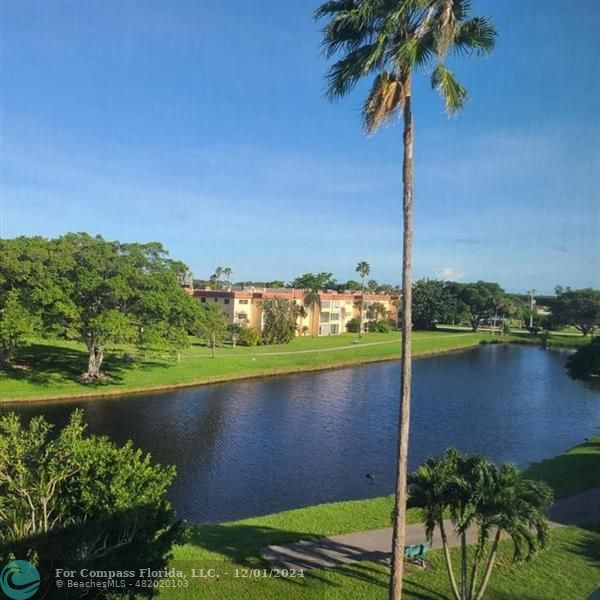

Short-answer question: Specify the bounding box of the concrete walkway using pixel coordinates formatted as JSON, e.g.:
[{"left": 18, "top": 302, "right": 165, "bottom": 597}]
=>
[{"left": 262, "top": 488, "right": 600, "bottom": 571}]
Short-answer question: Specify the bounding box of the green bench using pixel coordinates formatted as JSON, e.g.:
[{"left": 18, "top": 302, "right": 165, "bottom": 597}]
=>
[{"left": 404, "top": 543, "right": 429, "bottom": 567}]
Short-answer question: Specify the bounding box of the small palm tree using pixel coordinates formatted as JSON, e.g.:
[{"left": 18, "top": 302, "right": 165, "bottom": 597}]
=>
[
  {"left": 304, "top": 289, "right": 322, "bottom": 337},
  {"left": 315, "top": 3, "right": 497, "bottom": 596},
  {"left": 409, "top": 449, "right": 552, "bottom": 600},
  {"left": 356, "top": 261, "right": 371, "bottom": 337}
]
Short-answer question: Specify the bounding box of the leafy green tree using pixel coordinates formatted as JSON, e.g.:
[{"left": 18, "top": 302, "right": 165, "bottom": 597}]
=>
[
  {"left": 339, "top": 279, "right": 362, "bottom": 292},
  {"left": 290, "top": 272, "right": 336, "bottom": 290},
  {"left": 566, "top": 338, "right": 600, "bottom": 380},
  {"left": 304, "top": 289, "right": 322, "bottom": 337},
  {"left": 410, "top": 449, "right": 552, "bottom": 600},
  {"left": 196, "top": 303, "right": 228, "bottom": 357},
  {"left": 316, "top": 1, "right": 496, "bottom": 594},
  {"left": 0, "top": 290, "right": 40, "bottom": 366},
  {"left": 265, "top": 280, "right": 285, "bottom": 288},
  {"left": 552, "top": 288, "right": 600, "bottom": 336},
  {"left": 56, "top": 234, "right": 200, "bottom": 381},
  {"left": 452, "top": 281, "right": 505, "bottom": 332},
  {"left": 367, "top": 278, "right": 379, "bottom": 292},
  {"left": 227, "top": 323, "right": 245, "bottom": 348},
  {"left": 412, "top": 279, "right": 465, "bottom": 330},
  {"left": 0, "top": 236, "right": 68, "bottom": 341},
  {"left": 1, "top": 234, "right": 200, "bottom": 381},
  {"left": 261, "top": 298, "right": 301, "bottom": 344},
  {"left": 0, "top": 410, "right": 179, "bottom": 598}
]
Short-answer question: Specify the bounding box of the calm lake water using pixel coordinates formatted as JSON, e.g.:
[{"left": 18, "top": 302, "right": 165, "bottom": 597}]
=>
[{"left": 2, "top": 345, "right": 599, "bottom": 523}]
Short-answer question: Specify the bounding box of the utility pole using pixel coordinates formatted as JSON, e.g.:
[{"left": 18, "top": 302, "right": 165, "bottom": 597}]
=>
[{"left": 527, "top": 289, "right": 536, "bottom": 329}]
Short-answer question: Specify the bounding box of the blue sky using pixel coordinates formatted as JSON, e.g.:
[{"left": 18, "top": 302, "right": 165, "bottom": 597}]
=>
[{"left": 1, "top": 0, "right": 598, "bottom": 293}]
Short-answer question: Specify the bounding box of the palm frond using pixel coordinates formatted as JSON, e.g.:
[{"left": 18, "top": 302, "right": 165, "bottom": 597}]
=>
[
  {"left": 431, "top": 63, "right": 468, "bottom": 115},
  {"left": 317, "top": 0, "right": 378, "bottom": 57},
  {"left": 314, "top": 0, "right": 356, "bottom": 20},
  {"left": 453, "top": 17, "right": 497, "bottom": 56},
  {"left": 392, "top": 35, "right": 434, "bottom": 69},
  {"left": 362, "top": 71, "right": 406, "bottom": 134},
  {"left": 326, "top": 43, "right": 383, "bottom": 99}
]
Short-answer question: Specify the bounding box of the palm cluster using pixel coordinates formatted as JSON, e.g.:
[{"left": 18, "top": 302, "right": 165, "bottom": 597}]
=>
[
  {"left": 315, "top": 0, "right": 496, "bottom": 131},
  {"left": 409, "top": 449, "right": 553, "bottom": 600}
]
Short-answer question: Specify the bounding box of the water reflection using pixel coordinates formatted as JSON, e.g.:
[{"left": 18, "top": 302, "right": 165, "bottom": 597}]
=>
[{"left": 2, "top": 345, "right": 599, "bottom": 523}]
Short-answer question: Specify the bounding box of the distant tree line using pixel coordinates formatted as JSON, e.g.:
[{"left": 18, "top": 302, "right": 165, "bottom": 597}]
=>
[
  {"left": 193, "top": 270, "right": 400, "bottom": 295},
  {"left": 411, "top": 279, "right": 600, "bottom": 335}
]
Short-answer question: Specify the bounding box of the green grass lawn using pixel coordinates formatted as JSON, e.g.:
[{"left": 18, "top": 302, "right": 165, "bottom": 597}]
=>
[
  {"left": 0, "top": 330, "right": 587, "bottom": 402},
  {"left": 157, "top": 435, "right": 600, "bottom": 599}
]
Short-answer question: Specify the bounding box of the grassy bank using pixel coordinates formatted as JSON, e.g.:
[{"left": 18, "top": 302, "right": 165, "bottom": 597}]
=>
[
  {"left": 0, "top": 330, "right": 586, "bottom": 402},
  {"left": 158, "top": 434, "right": 600, "bottom": 599}
]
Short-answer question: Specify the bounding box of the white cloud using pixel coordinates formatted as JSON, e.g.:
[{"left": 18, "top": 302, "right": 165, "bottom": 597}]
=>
[{"left": 437, "top": 267, "right": 465, "bottom": 281}]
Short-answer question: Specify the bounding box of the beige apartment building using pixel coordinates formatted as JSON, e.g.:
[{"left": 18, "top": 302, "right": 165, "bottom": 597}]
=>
[{"left": 188, "top": 287, "right": 398, "bottom": 336}]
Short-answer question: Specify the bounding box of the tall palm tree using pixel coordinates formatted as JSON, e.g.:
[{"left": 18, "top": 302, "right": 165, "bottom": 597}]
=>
[
  {"left": 410, "top": 449, "right": 552, "bottom": 600},
  {"left": 304, "top": 289, "right": 322, "bottom": 337},
  {"left": 356, "top": 261, "right": 371, "bottom": 337},
  {"left": 315, "top": 3, "right": 496, "bottom": 596}
]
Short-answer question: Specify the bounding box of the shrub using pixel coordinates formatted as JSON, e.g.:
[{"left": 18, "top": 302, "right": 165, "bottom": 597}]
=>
[
  {"left": 566, "top": 338, "right": 600, "bottom": 381},
  {"left": 0, "top": 410, "right": 179, "bottom": 598},
  {"left": 239, "top": 326, "right": 260, "bottom": 346},
  {"left": 345, "top": 317, "right": 361, "bottom": 333}
]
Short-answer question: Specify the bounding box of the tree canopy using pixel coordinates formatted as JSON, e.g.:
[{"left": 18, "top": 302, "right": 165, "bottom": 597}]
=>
[
  {"left": 552, "top": 287, "right": 600, "bottom": 336},
  {"left": 261, "top": 298, "right": 302, "bottom": 344},
  {"left": 0, "top": 234, "right": 201, "bottom": 381},
  {"left": 290, "top": 272, "right": 337, "bottom": 290}
]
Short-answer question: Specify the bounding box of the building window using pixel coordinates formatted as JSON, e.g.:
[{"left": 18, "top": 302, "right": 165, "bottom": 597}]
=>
[
  {"left": 320, "top": 312, "right": 330, "bottom": 323},
  {"left": 239, "top": 299, "right": 249, "bottom": 305},
  {"left": 224, "top": 298, "right": 230, "bottom": 304},
  {"left": 214, "top": 298, "right": 218, "bottom": 302},
  {"left": 330, "top": 324, "right": 339, "bottom": 335},
  {"left": 332, "top": 300, "right": 340, "bottom": 309},
  {"left": 321, "top": 300, "right": 331, "bottom": 309},
  {"left": 330, "top": 313, "right": 340, "bottom": 321},
  {"left": 237, "top": 313, "right": 248, "bottom": 321},
  {"left": 200, "top": 297, "right": 206, "bottom": 303}
]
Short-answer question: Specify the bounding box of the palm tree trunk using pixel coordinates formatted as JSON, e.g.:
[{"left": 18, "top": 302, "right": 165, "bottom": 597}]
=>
[
  {"left": 461, "top": 531, "right": 468, "bottom": 599},
  {"left": 390, "top": 78, "right": 414, "bottom": 600},
  {"left": 473, "top": 529, "right": 501, "bottom": 600},
  {"left": 439, "top": 519, "right": 461, "bottom": 600},
  {"left": 359, "top": 279, "right": 364, "bottom": 338}
]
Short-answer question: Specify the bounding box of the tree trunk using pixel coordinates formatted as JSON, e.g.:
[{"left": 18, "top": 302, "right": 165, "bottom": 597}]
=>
[
  {"left": 439, "top": 519, "right": 461, "bottom": 600},
  {"left": 473, "top": 529, "right": 501, "bottom": 600},
  {"left": 359, "top": 279, "right": 365, "bottom": 338},
  {"left": 82, "top": 341, "right": 105, "bottom": 381},
  {"left": 460, "top": 531, "right": 468, "bottom": 599},
  {"left": 390, "top": 78, "right": 414, "bottom": 600}
]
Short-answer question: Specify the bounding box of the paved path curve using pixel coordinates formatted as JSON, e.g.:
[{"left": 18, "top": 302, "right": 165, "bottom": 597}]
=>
[{"left": 262, "top": 488, "right": 600, "bottom": 571}]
